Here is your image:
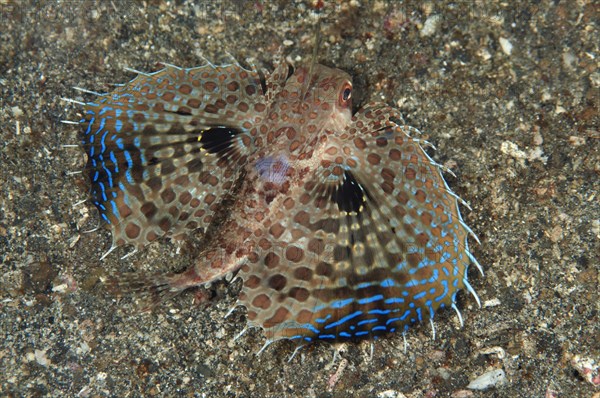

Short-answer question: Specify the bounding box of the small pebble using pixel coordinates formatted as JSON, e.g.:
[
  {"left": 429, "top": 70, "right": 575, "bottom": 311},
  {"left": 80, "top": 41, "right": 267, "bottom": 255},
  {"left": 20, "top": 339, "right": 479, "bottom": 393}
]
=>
[
  {"left": 377, "top": 390, "right": 407, "bottom": 398},
  {"left": 420, "top": 14, "right": 441, "bottom": 37},
  {"left": 467, "top": 369, "right": 507, "bottom": 390},
  {"left": 570, "top": 355, "right": 600, "bottom": 386},
  {"left": 499, "top": 37, "right": 513, "bottom": 55},
  {"left": 500, "top": 141, "right": 527, "bottom": 160},
  {"left": 35, "top": 349, "right": 50, "bottom": 367}
]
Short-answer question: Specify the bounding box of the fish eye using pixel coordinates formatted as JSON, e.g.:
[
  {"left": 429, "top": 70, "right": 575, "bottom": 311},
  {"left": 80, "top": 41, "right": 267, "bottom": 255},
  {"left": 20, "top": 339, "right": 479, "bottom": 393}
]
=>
[
  {"left": 342, "top": 87, "right": 352, "bottom": 101},
  {"left": 339, "top": 83, "right": 352, "bottom": 105}
]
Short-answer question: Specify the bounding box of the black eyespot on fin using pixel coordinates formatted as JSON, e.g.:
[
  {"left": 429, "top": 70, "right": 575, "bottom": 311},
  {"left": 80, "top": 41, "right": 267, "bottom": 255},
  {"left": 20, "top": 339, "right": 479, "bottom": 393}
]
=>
[
  {"left": 332, "top": 171, "right": 371, "bottom": 214},
  {"left": 199, "top": 127, "right": 240, "bottom": 156}
]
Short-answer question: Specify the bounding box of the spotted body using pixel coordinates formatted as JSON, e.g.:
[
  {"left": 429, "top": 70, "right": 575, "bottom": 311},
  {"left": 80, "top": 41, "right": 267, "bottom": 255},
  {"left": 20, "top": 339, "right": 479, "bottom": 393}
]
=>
[{"left": 78, "top": 54, "right": 481, "bottom": 348}]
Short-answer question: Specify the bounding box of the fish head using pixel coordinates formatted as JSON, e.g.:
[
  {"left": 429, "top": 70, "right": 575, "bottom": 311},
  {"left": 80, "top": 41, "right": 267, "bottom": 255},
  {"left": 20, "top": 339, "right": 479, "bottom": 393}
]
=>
[
  {"left": 277, "top": 63, "right": 353, "bottom": 134},
  {"left": 254, "top": 63, "right": 354, "bottom": 189}
]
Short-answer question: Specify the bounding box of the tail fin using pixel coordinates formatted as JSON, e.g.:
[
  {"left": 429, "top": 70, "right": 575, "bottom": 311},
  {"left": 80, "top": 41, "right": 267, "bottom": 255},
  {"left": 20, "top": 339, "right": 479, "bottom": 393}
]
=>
[{"left": 106, "top": 272, "right": 184, "bottom": 312}]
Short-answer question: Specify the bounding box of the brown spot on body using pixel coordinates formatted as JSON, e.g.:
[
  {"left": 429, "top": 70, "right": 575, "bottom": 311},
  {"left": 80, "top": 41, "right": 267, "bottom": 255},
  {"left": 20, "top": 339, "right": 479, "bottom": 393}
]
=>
[
  {"left": 269, "top": 223, "right": 285, "bottom": 238},
  {"left": 188, "top": 98, "right": 201, "bottom": 108},
  {"left": 265, "top": 307, "right": 290, "bottom": 327},
  {"left": 141, "top": 202, "right": 158, "bottom": 219},
  {"left": 125, "top": 223, "right": 141, "bottom": 239},
  {"left": 354, "top": 137, "right": 366, "bottom": 149},
  {"left": 289, "top": 287, "right": 310, "bottom": 302},
  {"left": 421, "top": 211, "right": 433, "bottom": 226},
  {"left": 178, "top": 84, "right": 192, "bottom": 94},
  {"left": 204, "top": 193, "right": 216, "bottom": 205},
  {"left": 375, "top": 137, "right": 388, "bottom": 147},
  {"left": 204, "top": 104, "right": 218, "bottom": 113},
  {"left": 177, "top": 106, "right": 191, "bottom": 115},
  {"left": 285, "top": 246, "right": 304, "bottom": 262},
  {"left": 293, "top": 267, "right": 313, "bottom": 281},
  {"left": 159, "top": 217, "right": 171, "bottom": 232},
  {"left": 397, "top": 190, "right": 409, "bottom": 204},
  {"left": 133, "top": 113, "right": 146, "bottom": 123},
  {"left": 193, "top": 209, "right": 206, "bottom": 218},
  {"left": 252, "top": 294, "right": 271, "bottom": 309},
  {"left": 178, "top": 192, "right": 192, "bottom": 205},
  {"left": 244, "top": 275, "right": 261, "bottom": 289},
  {"left": 381, "top": 168, "right": 395, "bottom": 181},
  {"left": 118, "top": 203, "right": 133, "bottom": 218},
  {"left": 146, "top": 231, "right": 158, "bottom": 242},
  {"left": 161, "top": 188, "right": 176, "bottom": 203},
  {"left": 174, "top": 175, "right": 190, "bottom": 186},
  {"left": 207, "top": 175, "right": 218, "bottom": 186},
  {"left": 315, "top": 262, "right": 333, "bottom": 277},
  {"left": 204, "top": 81, "right": 217, "bottom": 91},
  {"left": 381, "top": 181, "right": 394, "bottom": 194},
  {"left": 389, "top": 148, "right": 401, "bottom": 161},
  {"left": 178, "top": 212, "right": 189, "bottom": 221},
  {"left": 227, "top": 81, "right": 239, "bottom": 91},
  {"left": 367, "top": 153, "right": 381, "bottom": 165},
  {"left": 246, "top": 85, "right": 257, "bottom": 95},
  {"left": 264, "top": 252, "right": 280, "bottom": 268},
  {"left": 286, "top": 128, "right": 296, "bottom": 140},
  {"left": 307, "top": 238, "right": 325, "bottom": 254},
  {"left": 282, "top": 197, "right": 295, "bottom": 210},
  {"left": 416, "top": 232, "right": 429, "bottom": 246},
  {"left": 268, "top": 274, "right": 287, "bottom": 291},
  {"left": 407, "top": 252, "right": 420, "bottom": 268},
  {"left": 296, "top": 309, "right": 314, "bottom": 323}
]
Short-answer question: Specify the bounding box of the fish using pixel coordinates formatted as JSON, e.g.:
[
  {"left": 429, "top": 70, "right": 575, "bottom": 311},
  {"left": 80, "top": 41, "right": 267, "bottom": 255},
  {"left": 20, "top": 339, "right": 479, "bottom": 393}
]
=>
[{"left": 72, "top": 52, "right": 482, "bottom": 351}]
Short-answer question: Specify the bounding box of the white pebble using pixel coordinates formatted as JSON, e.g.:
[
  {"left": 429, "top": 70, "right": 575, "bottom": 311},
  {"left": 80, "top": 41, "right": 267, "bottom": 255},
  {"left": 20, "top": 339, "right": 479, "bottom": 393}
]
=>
[
  {"left": 467, "top": 369, "right": 507, "bottom": 390},
  {"left": 35, "top": 349, "right": 50, "bottom": 367},
  {"left": 499, "top": 37, "right": 513, "bottom": 55},
  {"left": 483, "top": 298, "right": 501, "bottom": 308},
  {"left": 420, "top": 14, "right": 441, "bottom": 37},
  {"left": 52, "top": 283, "right": 68, "bottom": 293},
  {"left": 500, "top": 141, "right": 526, "bottom": 160},
  {"left": 562, "top": 52, "right": 577, "bottom": 69},
  {"left": 11, "top": 106, "right": 23, "bottom": 118},
  {"left": 377, "top": 390, "right": 407, "bottom": 398}
]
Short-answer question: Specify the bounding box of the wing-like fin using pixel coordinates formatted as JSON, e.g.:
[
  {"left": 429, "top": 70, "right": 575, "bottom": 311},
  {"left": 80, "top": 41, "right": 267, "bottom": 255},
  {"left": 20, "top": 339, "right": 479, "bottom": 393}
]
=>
[
  {"left": 80, "top": 62, "right": 266, "bottom": 252},
  {"left": 237, "top": 104, "right": 480, "bottom": 344}
]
